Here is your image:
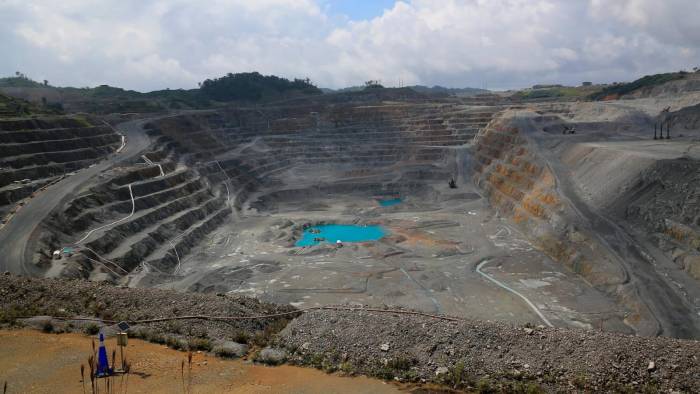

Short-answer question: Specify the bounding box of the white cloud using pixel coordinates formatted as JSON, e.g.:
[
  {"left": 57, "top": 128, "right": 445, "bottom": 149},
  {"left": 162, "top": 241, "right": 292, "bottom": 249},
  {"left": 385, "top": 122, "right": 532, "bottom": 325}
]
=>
[{"left": 1, "top": 0, "right": 699, "bottom": 91}]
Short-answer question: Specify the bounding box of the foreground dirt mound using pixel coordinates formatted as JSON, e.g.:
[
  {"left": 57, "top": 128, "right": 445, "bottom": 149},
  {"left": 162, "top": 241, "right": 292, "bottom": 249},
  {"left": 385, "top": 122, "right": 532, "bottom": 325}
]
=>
[
  {"left": 2, "top": 275, "right": 699, "bottom": 392},
  {"left": 0, "top": 275, "right": 295, "bottom": 345},
  {"left": 280, "top": 309, "right": 700, "bottom": 392}
]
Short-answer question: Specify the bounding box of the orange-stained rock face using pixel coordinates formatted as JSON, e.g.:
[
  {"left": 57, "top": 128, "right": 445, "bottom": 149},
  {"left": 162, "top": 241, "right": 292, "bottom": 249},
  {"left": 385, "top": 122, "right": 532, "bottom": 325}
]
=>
[
  {"left": 473, "top": 116, "right": 560, "bottom": 226},
  {"left": 472, "top": 112, "right": 627, "bottom": 298}
]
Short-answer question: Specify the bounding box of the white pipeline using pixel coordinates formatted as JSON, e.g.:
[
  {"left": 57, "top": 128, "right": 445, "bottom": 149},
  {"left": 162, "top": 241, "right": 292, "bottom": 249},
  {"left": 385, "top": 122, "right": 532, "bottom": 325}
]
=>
[
  {"left": 476, "top": 259, "right": 554, "bottom": 327},
  {"left": 75, "top": 184, "right": 135, "bottom": 245}
]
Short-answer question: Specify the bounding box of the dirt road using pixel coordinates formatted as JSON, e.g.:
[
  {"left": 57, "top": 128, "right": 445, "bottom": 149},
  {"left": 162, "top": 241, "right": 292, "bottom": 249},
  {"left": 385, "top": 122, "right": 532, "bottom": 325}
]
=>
[{"left": 0, "top": 330, "right": 401, "bottom": 394}]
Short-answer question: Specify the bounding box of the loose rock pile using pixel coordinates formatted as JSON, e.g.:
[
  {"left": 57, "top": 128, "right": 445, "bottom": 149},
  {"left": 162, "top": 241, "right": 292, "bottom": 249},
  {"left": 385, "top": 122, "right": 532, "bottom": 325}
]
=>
[
  {"left": 279, "top": 309, "right": 700, "bottom": 392},
  {"left": 0, "top": 274, "right": 295, "bottom": 345}
]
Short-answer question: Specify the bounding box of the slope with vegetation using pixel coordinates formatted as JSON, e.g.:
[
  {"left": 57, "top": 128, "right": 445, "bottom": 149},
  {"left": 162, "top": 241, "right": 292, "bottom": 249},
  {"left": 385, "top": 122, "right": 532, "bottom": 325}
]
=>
[
  {"left": 0, "top": 92, "right": 59, "bottom": 118},
  {"left": 590, "top": 71, "right": 699, "bottom": 100}
]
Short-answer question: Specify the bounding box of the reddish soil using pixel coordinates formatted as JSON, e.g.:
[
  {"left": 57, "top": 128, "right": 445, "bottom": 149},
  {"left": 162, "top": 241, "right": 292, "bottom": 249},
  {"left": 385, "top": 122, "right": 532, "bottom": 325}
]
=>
[{"left": 0, "top": 329, "right": 401, "bottom": 394}]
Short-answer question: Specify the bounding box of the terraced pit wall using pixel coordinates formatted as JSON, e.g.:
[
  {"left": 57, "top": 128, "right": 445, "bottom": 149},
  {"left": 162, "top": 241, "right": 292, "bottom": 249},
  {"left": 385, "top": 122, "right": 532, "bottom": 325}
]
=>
[
  {"left": 38, "top": 100, "right": 500, "bottom": 283},
  {"left": 38, "top": 131, "right": 230, "bottom": 280},
  {"left": 0, "top": 116, "right": 121, "bottom": 219},
  {"left": 148, "top": 102, "right": 498, "bottom": 211},
  {"left": 472, "top": 112, "right": 656, "bottom": 334}
]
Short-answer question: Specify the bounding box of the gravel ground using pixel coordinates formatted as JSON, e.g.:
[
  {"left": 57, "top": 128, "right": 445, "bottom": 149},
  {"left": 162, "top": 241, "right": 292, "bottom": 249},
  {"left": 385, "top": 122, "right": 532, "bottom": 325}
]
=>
[{"left": 279, "top": 309, "right": 700, "bottom": 392}]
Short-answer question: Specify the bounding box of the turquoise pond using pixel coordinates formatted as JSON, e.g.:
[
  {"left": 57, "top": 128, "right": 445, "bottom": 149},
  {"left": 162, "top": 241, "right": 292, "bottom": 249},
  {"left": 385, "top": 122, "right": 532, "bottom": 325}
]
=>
[
  {"left": 378, "top": 198, "right": 402, "bottom": 207},
  {"left": 296, "top": 224, "right": 387, "bottom": 247}
]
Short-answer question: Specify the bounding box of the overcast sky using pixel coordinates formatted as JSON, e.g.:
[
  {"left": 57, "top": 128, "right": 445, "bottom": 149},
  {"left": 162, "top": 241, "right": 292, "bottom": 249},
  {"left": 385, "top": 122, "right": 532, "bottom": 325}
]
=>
[{"left": 1, "top": 0, "right": 698, "bottom": 91}]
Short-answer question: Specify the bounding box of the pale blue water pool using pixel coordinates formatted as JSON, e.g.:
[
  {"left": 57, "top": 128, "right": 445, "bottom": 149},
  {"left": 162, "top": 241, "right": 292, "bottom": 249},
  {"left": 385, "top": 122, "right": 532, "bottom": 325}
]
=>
[
  {"left": 378, "top": 198, "right": 402, "bottom": 207},
  {"left": 296, "top": 224, "right": 387, "bottom": 247}
]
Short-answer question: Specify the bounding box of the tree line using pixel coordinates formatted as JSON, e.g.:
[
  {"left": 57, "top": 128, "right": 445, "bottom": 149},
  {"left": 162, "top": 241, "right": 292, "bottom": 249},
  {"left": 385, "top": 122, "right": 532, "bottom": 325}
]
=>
[{"left": 199, "top": 72, "right": 321, "bottom": 101}]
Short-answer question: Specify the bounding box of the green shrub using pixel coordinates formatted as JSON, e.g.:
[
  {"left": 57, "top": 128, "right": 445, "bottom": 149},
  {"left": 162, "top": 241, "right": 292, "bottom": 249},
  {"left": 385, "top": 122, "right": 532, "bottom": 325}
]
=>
[
  {"left": 84, "top": 323, "right": 100, "bottom": 335},
  {"left": 339, "top": 362, "right": 355, "bottom": 375},
  {"left": 188, "top": 338, "right": 213, "bottom": 352},
  {"left": 476, "top": 378, "right": 495, "bottom": 393},
  {"left": 232, "top": 330, "right": 250, "bottom": 344},
  {"left": 387, "top": 356, "right": 414, "bottom": 371},
  {"left": 451, "top": 361, "right": 466, "bottom": 387},
  {"left": 41, "top": 321, "right": 54, "bottom": 333}
]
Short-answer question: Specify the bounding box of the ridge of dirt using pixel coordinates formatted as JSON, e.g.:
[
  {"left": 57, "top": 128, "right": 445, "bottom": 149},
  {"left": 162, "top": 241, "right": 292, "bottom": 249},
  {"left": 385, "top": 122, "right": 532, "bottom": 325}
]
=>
[
  {"left": 279, "top": 309, "right": 700, "bottom": 392},
  {"left": 0, "top": 274, "right": 295, "bottom": 345}
]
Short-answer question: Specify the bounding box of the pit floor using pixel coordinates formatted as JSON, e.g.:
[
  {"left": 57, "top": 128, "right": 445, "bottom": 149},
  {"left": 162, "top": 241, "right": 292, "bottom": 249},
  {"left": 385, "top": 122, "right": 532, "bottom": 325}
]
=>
[{"left": 135, "top": 180, "right": 628, "bottom": 332}]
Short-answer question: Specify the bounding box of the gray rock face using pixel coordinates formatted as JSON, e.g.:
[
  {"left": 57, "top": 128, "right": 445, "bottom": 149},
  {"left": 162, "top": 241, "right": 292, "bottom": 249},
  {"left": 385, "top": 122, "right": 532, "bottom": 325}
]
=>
[
  {"left": 213, "top": 341, "right": 249, "bottom": 358},
  {"left": 258, "top": 347, "right": 288, "bottom": 365}
]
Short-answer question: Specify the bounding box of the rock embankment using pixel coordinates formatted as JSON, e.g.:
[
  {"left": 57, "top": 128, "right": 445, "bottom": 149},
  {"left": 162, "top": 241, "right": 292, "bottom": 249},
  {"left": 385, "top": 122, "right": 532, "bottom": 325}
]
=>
[
  {"left": 0, "top": 274, "right": 295, "bottom": 347},
  {"left": 279, "top": 309, "right": 700, "bottom": 392}
]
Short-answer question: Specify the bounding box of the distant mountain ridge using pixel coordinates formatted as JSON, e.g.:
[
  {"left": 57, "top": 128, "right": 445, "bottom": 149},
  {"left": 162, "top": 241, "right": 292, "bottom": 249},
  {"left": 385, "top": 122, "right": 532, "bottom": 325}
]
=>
[
  {"left": 322, "top": 85, "right": 489, "bottom": 96},
  {"left": 0, "top": 72, "right": 322, "bottom": 113},
  {"left": 408, "top": 85, "right": 489, "bottom": 96}
]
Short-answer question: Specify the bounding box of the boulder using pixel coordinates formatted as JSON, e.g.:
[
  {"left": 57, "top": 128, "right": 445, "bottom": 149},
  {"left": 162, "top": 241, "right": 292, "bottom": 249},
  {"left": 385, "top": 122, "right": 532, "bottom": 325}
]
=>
[
  {"left": 213, "top": 341, "right": 249, "bottom": 358},
  {"left": 258, "top": 347, "right": 288, "bottom": 365}
]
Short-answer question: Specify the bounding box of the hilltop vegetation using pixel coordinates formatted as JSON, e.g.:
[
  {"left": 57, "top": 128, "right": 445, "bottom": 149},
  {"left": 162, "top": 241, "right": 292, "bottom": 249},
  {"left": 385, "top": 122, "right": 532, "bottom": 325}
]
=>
[
  {"left": 200, "top": 72, "right": 321, "bottom": 101},
  {"left": 0, "top": 72, "right": 322, "bottom": 114},
  {"left": 324, "top": 84, "right": 489, "bottom": 97},
  {"left": 512, "top": 85, "right": 603, "bottom": 100},
  {"left": 0, "top": 72, "right": 48, "bottom": 88},
  {"left": 408, "top": 85, "right": 489, "bottom": 96},
  {"left": 589, "top": 71, "right": 693, "bottom": 100}
]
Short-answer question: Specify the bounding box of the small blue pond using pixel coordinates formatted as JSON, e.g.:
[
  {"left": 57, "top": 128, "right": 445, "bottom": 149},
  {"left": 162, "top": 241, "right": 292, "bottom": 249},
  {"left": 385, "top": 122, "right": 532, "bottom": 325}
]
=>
[
  {"left": 296, "top": 224, "right": 387, "bottom": 247},
  {"left": 378, "top": 198, "right": 402, "bottom": 207}
]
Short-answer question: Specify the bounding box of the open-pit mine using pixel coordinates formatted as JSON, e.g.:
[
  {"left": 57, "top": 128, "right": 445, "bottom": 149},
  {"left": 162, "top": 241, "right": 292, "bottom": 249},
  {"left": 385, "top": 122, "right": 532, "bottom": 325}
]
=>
[
  {"left": 2, "top": 81, "right": 699, "bottom": 340},
  {"left": 2, "top": 73, "right": 700, "bottom": 391}
]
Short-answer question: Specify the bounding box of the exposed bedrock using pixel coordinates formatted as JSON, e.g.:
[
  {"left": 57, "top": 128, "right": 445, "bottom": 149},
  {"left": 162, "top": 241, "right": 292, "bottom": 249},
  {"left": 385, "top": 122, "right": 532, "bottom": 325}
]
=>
[
  {"left": 473, "top": 109, "right": 700, "bottom": 338},
  {"left": 559, "top": 141, "right": 700, "bottom": 321}
]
